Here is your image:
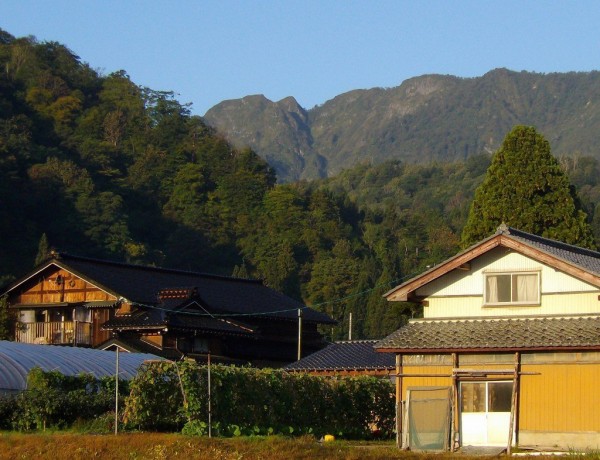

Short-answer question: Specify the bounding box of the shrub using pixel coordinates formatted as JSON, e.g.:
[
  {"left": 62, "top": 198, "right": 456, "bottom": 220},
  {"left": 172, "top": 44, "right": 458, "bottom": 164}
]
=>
[
  {"left": 123, "top": 361, "right": 395, "bottom": 439},
  {"left": 9, "top": 367, "right": 129, "bottom": 431}
]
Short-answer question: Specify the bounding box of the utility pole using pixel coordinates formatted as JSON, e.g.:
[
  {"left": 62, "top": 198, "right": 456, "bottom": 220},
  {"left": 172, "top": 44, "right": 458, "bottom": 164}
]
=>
[
  {"left": 297, "top": 308, "right": 303, "bottom": 360},
  {"left": 348, "top": 312, "right": 353, "bottom": 341},
  {"left": 115, "top": 347, "right": 119, "bottom": 435},
  {"left": 208, "top": 351, "right": 212, "bottom": 438}
]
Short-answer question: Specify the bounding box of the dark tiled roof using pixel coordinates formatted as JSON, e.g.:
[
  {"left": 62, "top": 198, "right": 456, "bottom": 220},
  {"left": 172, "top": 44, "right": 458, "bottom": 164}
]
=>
[
  {"left": 225, "top": 339, "right": 310, "bottom": 364},
  {"left": 375, "top": 316, "right": 600, "bottom": 351},
  {"left": 103, "top": 308, "right": 255, "bottom": 336},
  {"left": 103, "top": 310, "right": 166, "bottom": 329},
  {"left": 285, "top": 340, "right": 396, "bottom": 372},
  {"left": 505, "top": 227, "right": 600, "bottom": 275},
  {"left": 33, "top": 253, "right": 332, "bottom": 324},
  {"left": 168, "top": 314, "right": 254, "bottom": 335},
  {"left": 98, "top": 336, "right": 183, "bottom": 360}
]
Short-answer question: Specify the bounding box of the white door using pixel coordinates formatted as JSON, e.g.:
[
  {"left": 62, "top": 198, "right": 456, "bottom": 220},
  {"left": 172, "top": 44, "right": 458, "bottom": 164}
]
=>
[{"left": 460, "top": 381, "right": 512, "bottom": 446}]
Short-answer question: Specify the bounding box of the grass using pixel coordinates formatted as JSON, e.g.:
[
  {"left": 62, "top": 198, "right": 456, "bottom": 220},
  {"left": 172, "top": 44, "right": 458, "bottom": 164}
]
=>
[
  {"left": 0, "top": 432, "right": 589, "bottom": 460},
  {"left": 0, "top": 433, "right": 390, "bottom": 460}
]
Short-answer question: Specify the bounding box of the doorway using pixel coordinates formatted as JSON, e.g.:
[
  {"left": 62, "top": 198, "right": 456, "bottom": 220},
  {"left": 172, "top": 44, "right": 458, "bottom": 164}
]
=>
[{"left": 460, "top": 381, "right": 512, "bottom": 446}]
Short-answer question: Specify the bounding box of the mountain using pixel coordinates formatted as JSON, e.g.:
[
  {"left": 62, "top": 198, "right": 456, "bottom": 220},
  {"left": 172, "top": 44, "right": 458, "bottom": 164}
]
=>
[
  {"left": 204, "top": 69, "right": 600, "bottom": 182},
  {"left": 203, "top": 95, "right": 326, "bottom": 181}
]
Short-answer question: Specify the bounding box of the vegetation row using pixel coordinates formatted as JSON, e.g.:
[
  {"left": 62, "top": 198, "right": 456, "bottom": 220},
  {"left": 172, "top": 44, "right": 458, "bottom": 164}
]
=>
[{"left": 0, "top": 362, "right": 395, "bottom": 439}]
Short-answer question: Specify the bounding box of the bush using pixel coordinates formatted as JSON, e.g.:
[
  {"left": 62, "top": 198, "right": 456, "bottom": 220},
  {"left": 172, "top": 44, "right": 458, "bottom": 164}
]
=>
[
  {"left": 122, "top": 359, "right": 187, "bottom": 431},
  {"left": 7, "top": 366, "right": 129, "bottom": 431},
  {"left": 0, "top": 394, "right": 17, "bottom": 429},
  {"left": 123, "top": 361, "right": 395, "bottom": 439}
]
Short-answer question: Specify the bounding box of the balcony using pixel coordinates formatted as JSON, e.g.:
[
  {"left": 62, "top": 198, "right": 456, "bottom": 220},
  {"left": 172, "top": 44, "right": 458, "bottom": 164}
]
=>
[{"left": 15, "top": 321, "right": 92, "bottom": 346}]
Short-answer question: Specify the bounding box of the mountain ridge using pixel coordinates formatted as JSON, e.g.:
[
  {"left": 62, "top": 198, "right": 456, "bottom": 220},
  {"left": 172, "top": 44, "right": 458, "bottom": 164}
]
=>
[{"left": 204, "top": 68, "right": 600, "bottom": 182}]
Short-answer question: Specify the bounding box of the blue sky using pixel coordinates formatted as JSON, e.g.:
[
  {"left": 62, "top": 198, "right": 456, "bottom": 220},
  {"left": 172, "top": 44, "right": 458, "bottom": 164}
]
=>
[{"left": 3, "top": 1, "right": 600, "bottom": 115}]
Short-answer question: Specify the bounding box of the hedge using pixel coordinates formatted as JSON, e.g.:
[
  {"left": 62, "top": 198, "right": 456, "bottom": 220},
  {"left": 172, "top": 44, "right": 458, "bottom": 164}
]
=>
[
  {"left": 0, "top": 362, "right": 395, "bottom": 439},
  {"left": 123, "top": 360, "right": 395, "bottom": 439}
]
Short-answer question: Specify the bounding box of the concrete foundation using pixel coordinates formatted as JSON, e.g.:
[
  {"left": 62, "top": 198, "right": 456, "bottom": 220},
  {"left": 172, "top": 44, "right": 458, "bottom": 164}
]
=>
[{"left": 519, "top": 431, "right": 600, "bottom": 452}]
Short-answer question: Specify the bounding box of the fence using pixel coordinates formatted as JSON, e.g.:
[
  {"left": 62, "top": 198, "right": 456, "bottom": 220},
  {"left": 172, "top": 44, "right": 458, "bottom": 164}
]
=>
[{"left": 16, "top": 321, "right": 92, "bottom": 346}]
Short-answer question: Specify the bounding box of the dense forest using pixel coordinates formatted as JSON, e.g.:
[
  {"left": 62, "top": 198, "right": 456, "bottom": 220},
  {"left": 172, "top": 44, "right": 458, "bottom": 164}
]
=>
[{"left": 3, "top": 30, "right": 600, "bottom": 340}]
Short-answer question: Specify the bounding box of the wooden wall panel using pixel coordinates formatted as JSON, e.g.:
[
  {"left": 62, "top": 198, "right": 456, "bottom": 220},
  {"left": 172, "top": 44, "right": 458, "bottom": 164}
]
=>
[
  {"left": 426, "top": 292, "right": 600, "bottom": 318},
  {"left": 520, "top": 363, "right": 600, "bottom": 432},
  {"left": 92, "top": 309, "right": 112, "bottom": 346},
  {"left": 12, "top": 268, "right": 115, "bottom": 305},
  {"left": 401, "top": 365, "right": 453, "bottom": 397}
]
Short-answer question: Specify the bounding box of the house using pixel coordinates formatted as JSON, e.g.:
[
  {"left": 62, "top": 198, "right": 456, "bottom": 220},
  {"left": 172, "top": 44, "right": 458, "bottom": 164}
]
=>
[
  {"left": 2, "top": 252, "right": 334, "bottom": 366},
  {"left": 285, "top": 340, "right": 396, "bottom": 377},
  {"left": 375, "top": 224, "right": 600, "bottom": 451}
]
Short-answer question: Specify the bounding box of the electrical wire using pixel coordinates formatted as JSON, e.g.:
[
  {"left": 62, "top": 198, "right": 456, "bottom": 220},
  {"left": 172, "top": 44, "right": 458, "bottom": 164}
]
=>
[{"left": 122, "top": 270, "right": 420, "bottom": 319}]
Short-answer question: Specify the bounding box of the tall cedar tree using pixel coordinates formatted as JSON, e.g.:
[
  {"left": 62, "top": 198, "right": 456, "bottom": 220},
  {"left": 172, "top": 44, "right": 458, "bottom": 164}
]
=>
[{"left": 461, "top": 126, "right": 595, "bottom": 248}]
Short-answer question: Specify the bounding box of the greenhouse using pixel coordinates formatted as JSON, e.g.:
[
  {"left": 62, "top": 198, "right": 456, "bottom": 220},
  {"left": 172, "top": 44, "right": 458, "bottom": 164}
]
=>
[{"left": 0, "top": 340, "right": 160, "bottom": 394}]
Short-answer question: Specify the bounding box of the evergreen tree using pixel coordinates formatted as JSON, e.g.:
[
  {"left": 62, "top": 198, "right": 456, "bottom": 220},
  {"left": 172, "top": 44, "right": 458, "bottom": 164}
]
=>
[
  {"left": 0, "top": 295, "right": 14, "bottom": 340},
  {"left": 34, "top": 233, "right": 49, "bottom": 266},
  {"left": 232, "top": 261, "right": 249, "bottom": 279},
  {"left": 461, "top": 126, "right": 596, "bottom": 249}
]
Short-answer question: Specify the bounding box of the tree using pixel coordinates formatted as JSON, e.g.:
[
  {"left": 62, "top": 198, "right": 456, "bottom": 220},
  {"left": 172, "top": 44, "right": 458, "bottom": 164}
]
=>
[
  {"left": 34, "top": 233, "right": 49, "bottom": 266},
  {"left": 0, "top": 295, "right": 14, "bottom": 340},
  {"left": 305, "top": 239, "right": 360, "bottom": 340},
  {"left": 461, "top": 126, "right": 596, "bottom": 249}
]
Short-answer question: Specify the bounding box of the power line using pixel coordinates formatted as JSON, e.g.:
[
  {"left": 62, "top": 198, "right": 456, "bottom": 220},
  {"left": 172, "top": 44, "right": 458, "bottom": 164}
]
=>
[{"left": 123, "top": 270, "right": 419, "bottom": 319}]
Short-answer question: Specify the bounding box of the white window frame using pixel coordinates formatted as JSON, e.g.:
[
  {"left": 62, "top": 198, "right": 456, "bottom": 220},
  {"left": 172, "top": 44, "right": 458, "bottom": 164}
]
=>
[{"left": 483, "top": 270, "right": 540, "bottom": 306}]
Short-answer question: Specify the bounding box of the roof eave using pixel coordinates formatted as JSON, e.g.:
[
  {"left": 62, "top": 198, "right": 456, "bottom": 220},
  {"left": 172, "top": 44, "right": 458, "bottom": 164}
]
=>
[
  {"left": 384, "top": 234, "right": 502, "bottom": 301},
  {"left": 500, "top": 236, "right": 600, "bottom": 288},
  {"left": 287, "top": 367, "right": 395, "bottom": 373},
  {"left": 2, "top": 259, "right": 124, "bottom": 302},
  {"left": 384, "top": 231, "right": 600, "bottom": 302},
  {"left": 102, "top": 325, "right": 166, "bottom": 331},
  {"left": 375, "top": 345, "right": 600, "bottom": 353}
]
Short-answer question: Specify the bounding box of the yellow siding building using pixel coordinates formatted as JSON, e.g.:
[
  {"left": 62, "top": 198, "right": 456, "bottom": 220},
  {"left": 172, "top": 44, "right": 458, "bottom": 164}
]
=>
[{"left": 377, "top": 225, "right": 600, "bottom": 451}]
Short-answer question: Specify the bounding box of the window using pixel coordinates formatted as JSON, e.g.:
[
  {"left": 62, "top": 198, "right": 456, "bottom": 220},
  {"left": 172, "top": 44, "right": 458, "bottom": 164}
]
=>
[
  {"left": 484, "top": 271, "right": 539, "bottom": 305},
  {"left": 461, "top": 381, "right": 512, "bottom": 413},
  {"left": 193, "top": 338, "right": 209, "bottom": 353}
]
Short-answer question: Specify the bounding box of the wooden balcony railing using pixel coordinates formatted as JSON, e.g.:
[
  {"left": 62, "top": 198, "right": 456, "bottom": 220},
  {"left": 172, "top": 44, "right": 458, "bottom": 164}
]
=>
[{"left": 15, "top": 321, "right": 92, "bottom": 346}]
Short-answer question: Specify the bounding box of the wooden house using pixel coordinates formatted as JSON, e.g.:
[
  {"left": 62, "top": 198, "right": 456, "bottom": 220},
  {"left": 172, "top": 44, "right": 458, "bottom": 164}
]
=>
[
  {"left": 2, "top": 252, "right": 333, "bottom": 366},
  {"left": 376, "top": 225, "right": 600, "bottom": 451}
]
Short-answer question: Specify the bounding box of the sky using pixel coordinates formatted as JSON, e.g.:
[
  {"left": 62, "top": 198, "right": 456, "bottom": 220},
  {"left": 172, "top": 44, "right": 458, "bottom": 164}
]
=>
[{"left": 3, "top": 1, "right": 600, "bottom": 115}]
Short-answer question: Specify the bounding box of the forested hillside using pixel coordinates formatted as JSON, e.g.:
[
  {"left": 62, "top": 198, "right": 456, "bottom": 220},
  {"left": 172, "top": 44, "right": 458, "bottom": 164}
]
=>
[
  {"left": 3, "top": 30, "right": 600, "bottom": 340},
  {"left": 0, "top": 30, "right": 275, "bottom": 280},
  {"left": 205, "top": 69, "right": 600, "bottom": 182}
]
